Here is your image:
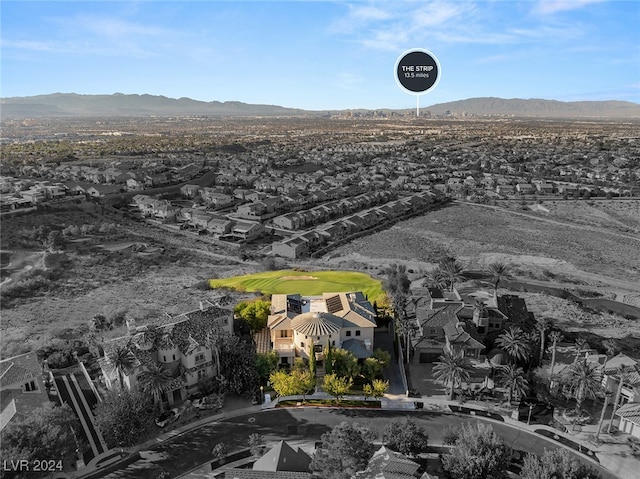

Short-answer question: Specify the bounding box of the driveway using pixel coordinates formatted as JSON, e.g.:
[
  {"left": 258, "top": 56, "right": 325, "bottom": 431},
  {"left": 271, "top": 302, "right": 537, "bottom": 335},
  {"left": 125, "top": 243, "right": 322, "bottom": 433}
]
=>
[{"left": 374, "top": 329, "right": 405, "bottom": 395}]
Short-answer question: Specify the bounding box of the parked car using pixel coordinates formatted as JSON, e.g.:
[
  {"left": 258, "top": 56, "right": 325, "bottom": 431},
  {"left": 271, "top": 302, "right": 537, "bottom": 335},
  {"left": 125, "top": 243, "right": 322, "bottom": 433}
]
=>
[
  {"left": 155, "top": 408, "right": 181, "bottom": 427},
  {"left": 193, "top": 394, "right": 224, "bottom": 410}
]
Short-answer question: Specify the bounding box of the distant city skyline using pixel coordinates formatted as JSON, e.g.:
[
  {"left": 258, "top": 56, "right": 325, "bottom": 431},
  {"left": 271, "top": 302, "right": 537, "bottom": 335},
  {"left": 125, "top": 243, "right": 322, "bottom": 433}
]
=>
[{"left": 1, "top": 0, "right": 639, "bottom": 110}]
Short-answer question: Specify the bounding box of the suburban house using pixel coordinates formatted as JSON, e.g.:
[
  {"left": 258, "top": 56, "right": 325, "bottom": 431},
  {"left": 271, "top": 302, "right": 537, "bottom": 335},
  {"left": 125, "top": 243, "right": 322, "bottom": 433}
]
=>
[
  {"left": 409, "top": 287, "right": 534, "bottom": 363},
  {"left": 353, "top": 446, "right": 431, "bottom": 479},
  {"left": 615, "top": 403, "right": 640, "bottom": 439},
  {"left": 266, "top": 292, "right": 377, "bottom": 365},
  {"left": 99, "top": 300, "right": 234, "bottom": 407},
  {"left": 587, "top": 353, "right": 640, "bottom": 405},
  {"left": 0, "top": 352, "right": 50, "bottom": 432},
  {"left": 224, "top": 440, "right": 312, "bottom": 478}
]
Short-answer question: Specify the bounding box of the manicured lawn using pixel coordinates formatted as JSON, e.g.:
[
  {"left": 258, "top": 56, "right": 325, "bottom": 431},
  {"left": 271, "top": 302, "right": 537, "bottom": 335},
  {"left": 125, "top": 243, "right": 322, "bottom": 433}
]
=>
[{"left": 209, "top": 269, "right": 385, "bottom": 303}]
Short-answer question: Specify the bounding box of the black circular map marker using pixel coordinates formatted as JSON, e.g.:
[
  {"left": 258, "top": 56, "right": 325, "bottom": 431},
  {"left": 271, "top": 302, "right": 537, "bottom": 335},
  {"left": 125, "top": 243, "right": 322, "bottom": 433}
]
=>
[{"left": 394, "top": 48, "right": 441, "bottom": 116}]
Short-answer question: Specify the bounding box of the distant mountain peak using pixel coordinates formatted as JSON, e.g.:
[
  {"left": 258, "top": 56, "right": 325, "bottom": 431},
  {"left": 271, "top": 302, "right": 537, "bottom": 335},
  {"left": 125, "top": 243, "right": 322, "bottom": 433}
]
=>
[{"left": 1, "top": 92, "right": 638, "bottom": 119}]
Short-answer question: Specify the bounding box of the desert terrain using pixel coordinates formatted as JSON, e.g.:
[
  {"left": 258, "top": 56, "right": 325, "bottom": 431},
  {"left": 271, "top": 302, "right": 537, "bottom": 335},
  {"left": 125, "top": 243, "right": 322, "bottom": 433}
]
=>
[{"left": 1, "top": 198, "right": 639, "bottom": 360}]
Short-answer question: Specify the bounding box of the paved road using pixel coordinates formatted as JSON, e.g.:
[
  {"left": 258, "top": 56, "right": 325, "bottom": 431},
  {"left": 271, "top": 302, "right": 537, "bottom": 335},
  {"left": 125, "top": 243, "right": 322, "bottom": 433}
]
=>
[{"left": 97, "top": 408, "right": 618, "bottom": 479}]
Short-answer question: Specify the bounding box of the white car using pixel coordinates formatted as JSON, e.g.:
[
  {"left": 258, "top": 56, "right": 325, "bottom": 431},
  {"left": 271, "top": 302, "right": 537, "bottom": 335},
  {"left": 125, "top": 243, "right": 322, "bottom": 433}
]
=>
[
  {"left": 193, "top": 395, "right": 224, "bottom": 410},
  {"left": 155, "top": 408, "right": 181, "bottom": 427}
]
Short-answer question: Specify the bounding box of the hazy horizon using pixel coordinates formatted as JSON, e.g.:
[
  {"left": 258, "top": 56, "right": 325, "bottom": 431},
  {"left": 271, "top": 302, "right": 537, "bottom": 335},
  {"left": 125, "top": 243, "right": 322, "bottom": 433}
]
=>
[{"left": 2, "top": 1, "right": 639, "bottom": 110}]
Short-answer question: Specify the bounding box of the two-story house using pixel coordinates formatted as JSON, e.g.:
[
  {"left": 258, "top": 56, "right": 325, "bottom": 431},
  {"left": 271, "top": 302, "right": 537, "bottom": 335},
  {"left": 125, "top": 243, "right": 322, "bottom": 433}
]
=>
[
  {"left": 266, "top": 292, "right": 377, "bottom": 366},
  {"left": 99, "top": 301, "right": 233, "bottom": 407}
]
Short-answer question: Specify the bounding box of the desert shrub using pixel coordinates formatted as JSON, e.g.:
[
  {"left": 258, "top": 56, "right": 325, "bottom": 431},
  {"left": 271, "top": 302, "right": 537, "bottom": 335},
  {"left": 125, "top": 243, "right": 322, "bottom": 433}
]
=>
[
  {"left": 36, "top": 339, "right": 88, "bottom": 369},
  {"left": 0, "top": 269, "right": 52, "bottom": 302},
  {"left": 259, "top": 256, "right": 278, "bottom": 271},
  {"left": 110, "top": 310, "right": 127, "bottom": 327}
]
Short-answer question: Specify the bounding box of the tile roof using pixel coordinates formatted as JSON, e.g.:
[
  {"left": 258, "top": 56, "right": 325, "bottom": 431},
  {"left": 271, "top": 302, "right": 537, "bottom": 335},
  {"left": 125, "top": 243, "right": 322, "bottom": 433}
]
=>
[
  {"left": 353, "top": 446, "right": 421, "bottom": 479},
  {"left": 342, "top": 339, "right": 373, "bottom": 359},
  {"left": 253, "top": 440, "right": 311, "bottom": 473},
  {"left": 0, "top": 353, "right": 41, "bottom": 388},
  {"left": 616, "top": 402, "right": 640, "bottom": 425},
  {"left": 291, "top": 312, "right": 342, "bottom": 337}
]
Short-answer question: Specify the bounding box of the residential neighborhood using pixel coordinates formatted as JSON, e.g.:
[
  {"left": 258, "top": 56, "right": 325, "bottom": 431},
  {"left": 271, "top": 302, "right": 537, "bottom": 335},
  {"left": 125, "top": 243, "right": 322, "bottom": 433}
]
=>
[{"left": 1, "top": 115, "right": 640, "bottom": 479}]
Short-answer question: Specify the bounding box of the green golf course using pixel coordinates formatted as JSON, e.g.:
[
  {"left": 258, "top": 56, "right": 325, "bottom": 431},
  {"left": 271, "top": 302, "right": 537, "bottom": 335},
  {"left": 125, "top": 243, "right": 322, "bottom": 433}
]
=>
[{"left": 209, "top": 269, "right": 385, "bottom": 303}]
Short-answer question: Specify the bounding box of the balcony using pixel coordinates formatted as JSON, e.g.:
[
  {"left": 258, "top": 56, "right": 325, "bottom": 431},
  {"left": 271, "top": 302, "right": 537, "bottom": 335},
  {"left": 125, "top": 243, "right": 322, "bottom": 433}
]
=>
[{"left": 274, "top": 339, "right": 295, "bottom": 356}]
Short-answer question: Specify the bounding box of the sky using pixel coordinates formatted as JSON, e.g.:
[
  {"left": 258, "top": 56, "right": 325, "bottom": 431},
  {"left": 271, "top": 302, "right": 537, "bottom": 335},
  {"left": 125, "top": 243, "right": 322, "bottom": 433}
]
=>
[{"left": 1, "top": 0, "right": 639, "bottom": 110}]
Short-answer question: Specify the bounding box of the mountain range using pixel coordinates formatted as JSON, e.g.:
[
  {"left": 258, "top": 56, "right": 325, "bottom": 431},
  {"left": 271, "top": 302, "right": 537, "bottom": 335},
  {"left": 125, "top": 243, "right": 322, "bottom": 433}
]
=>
[{"left": 1, "top": 93, "right": 639, "bottom": 119}]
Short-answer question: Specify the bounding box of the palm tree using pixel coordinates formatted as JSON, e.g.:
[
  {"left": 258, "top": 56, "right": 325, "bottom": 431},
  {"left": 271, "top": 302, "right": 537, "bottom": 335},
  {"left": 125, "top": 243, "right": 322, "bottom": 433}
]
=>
[
  {"left": 438, "top": 256, "right": 466, "bottom": 292},
  {"left": 206, "top": 325, "right": 224, "bottom": 379},
  {"left": 496, "top": 326, "right": 530, "bottom": 365},
  {"left": 535, "top": 317, "right": 553, "bottom": 366},
  {"left": 602, "top": 338, "right": 620, "bottom": 363},
  {"left": 432, "top": 351, "right": 473, "bottom": 400},
  {"left": 139, "top": 363, "right": 173, "bottom": 413},
  {"left": 607, "top": 364, "right": 632, "bottom": 433},
  {"left": 499, "top": 364, "right": 529, "bottom": 406},
  {"left": 574, "top": 337, "right": 588, "bottom": 363},
  {"left": 596, "top": 390, "right": 614, "bottom": 441},
  {"left": 108, "top": 343, "right": 136, "bottom": 390},
  {"left": 423, "top": 268, "right": 448, "bottom": 290},
  {"left": 548, "top": 331, "right": 564, "bottom": 377},
  {"left": 487, "top": 262, "right": 511, "bottom": 297},
  {"left": 565, "top": 359, "right": 602, "bottom": 414}
]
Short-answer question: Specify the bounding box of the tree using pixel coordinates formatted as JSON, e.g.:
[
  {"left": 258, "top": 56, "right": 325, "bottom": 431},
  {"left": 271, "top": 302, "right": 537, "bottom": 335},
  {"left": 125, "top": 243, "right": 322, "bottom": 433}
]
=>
[
  {"left": 564, "top": 359, "right": 602, "bottom": 414},
  {"left": 310, "top": 421, "right": 374, "bottom": 479},
  {"left": 309, "top": 340, "right": 317, "bottom": 376},
  {"left": 432, "top": 351, "right": 472, "bottom": 400},
  {"left": 596, "top": 390, "right": 614, "bottom": 441},
  {"left": 0, "top": 403, "right": 81, "bottom": 477},
  {"left": 602, "top": 338, "right": 620, "bottom": 362},
  {"left": 108, "top": 343, "right": 136, "bottom": 390},
  {"left": 205, "top": 324, "right": 225, "bottom": 379},
  {"left": 521, "top": 448, "right": 602, "bottom": 479},
  {"left": 437, "top": 256, "right": 467, "bottom": 292},
  {"left": 331, "top": 348, "right": 359, "bottom": 378},
  {"left": 269, "top": 369, "right": 315, "bottom": 400},
  {"left": 536, "top": 317, "right": 553, "bottom": 366},
  {"left": 487, "top": 262, "right": 511, "bottom": 297},
  {"left": 441, "top": 422, "right": 511, "bottom": 479},
  {"left": 322, "top": 373, "right": 353, "bottom": 403},
  {"left": 498, "top": 364, "right": 529, "bottom": 406},
  {"left": 325, "top": 342, "right": 334, "bottom": 375},
  {"left": 138, "top": 363, "right": 173, "bottom": 413},
  {"left": 47, "top": 230, "right": 66, "bottom": 252},
  {"left": 363, "top": 379, "right": 389, "bottom": 400},
  {"left": 361, "top": 357, "right": 384, "bottom": 382},
  {"left": 608, "top": 364, "right": 632, "bottom": 433},
  {"left": 496, "top": 326, "right": 530, "bottom": 365},
  {"left": 219, "top": 335, "right": 260, "bottom": 395},
  {"left": 549, "top": 331, "right": 564, "bottom": 377},
  {"left": 574, "top": 337, "right": 588, "bottom": 363},
  {"left": 382, "top": 417, "right": 429, "bottom": 457},
  {"left": 233, "top": 299, "right": 271, "bottom": 333},
  {"left": 255, "top": 350, "right": 279, "bottom": 386},
  {"left": 248, "top": 433, "right": 265, "bottom": 458},
  {"left": 94, "top": 388, "right": 155, "bottom": 448},
  {"left": 385, "top": 263, "right": 412, "bottom": 363}
]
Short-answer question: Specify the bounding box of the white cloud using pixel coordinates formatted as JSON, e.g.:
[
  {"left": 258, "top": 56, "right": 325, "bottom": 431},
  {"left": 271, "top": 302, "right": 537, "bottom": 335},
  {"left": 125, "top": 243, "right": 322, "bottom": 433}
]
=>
[{"left": 532, "top": 0, "right": 607, "bottom": 15}]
